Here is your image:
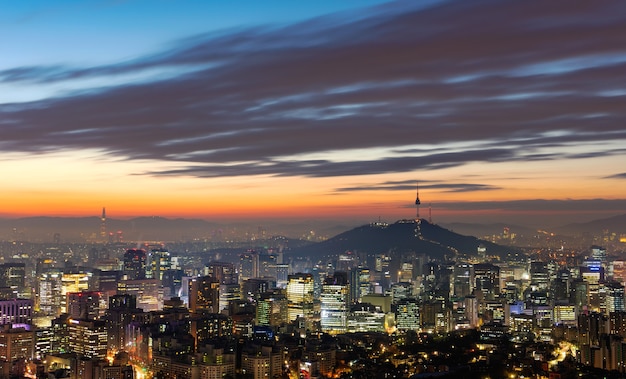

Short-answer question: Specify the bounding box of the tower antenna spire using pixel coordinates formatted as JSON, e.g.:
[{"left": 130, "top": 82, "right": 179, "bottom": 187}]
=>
[{"left": 415, "top": 182, "right": 421, "bottom": 219}]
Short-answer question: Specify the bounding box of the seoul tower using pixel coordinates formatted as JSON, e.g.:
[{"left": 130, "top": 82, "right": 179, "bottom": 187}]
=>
[{"left": 415, "top": 182, "right": 421, "bottom": 219}]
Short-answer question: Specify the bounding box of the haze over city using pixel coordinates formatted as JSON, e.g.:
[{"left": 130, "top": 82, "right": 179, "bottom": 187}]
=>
[{"left": 2, "top": 0, "right": 626, "bottom": 228}]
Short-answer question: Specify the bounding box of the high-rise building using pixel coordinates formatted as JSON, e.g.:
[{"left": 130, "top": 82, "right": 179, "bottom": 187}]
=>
[
  {"left": 391, "top": 282, "right": 412, "bottom": 304},
  {"left": 60, "top": 269, "right": 91, "bottom": 313},
  {"left": 100, "top": 207, "right": 107, "bottom": 241},
  {"left": 320, "top": 272, "right": 349, "bottom": 334},
  {"left": 347, "top": 303, "right": 385, "bottom": 333},
  {"left": 66, "top": 291, "right": 105, "bottom": 321},
  {"left": 242, "top": 277, "right": 275, "bottom": 303},
  {"left": 219, "top": 283, "right": 241, "bottom": 314},
  {"left": 122, "top": 249, "right": 147, "bottom": 280},
  {"left": 395, "top": 298, "right": 420, "bottom": 331},
  {"left": 286, "top": 273, "right": 314, "bottom": 322},
  {"left": 241, "top": 345, "right": 283, "bottom": 379},
  {"left": 188, "top": 276, "right": 220, "bottom": 313},
  {"left": 0, "top": 298, "right": 33, "bottom": 325},
  {"left": 117, "top": 279, "right": 163, "bottom": 312},
  {"left": 0, "top": 325, "right": 34, "bottom": 362},
  {"left": 259, "top": 253, "right": 278, "bottom": 280},
  {"left": 473, "top": 263, "right": 500, "bottom": 301},
  {"left": 147, "top": 248, "right": 171, "bottom": 281},
  {"left": 206, "top": 262, "right": 237, "bottom": 285},
  {"left": 421, "top": 300, "right": 451, "bottom": 333},
  {"left": 0, "top": 263, "right": 26, "bottom": 298},
  {"left": 256, "top": 290, "right": 288, "bottom": 327},
  {"left": 198, "top": 345, "right": 236, "bottom": 379},
  {"left": 553, "top": 268, "right": 571, "bottom": 302},
  {"left": 464, "top": 295, "right": 479, "bottom": 328},
  {"left": 67, "top": 319, "right": 107, "bottom": 359},
  {"left": 606, "top": 282, "right": 625, "bottom": 314},
  {"left": 453, "top": 263, "right": 473, "bottom": 298},
  {"left": 191, "top": 313, "right": 233, "bottom": 345},
  {"left": 239, "top": 251, "right": 260, "bottom": 281},
  {"left": 103, "top": 294, "right": 143, "bottom": 353},
  {"left": 530, "top": 261, "right": 550, "bottom": 291}
]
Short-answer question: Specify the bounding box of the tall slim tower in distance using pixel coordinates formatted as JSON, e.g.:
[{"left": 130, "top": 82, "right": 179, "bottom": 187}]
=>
[
  {"left": 100, "top": 207, "right": 107, "bottom": 241},
  {"left": 415, "top": 183, "right": 421, "bottom": 219}
]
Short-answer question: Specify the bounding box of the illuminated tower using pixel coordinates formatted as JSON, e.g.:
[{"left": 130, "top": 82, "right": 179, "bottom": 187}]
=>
[
  {"left": 414, "top": 182, "right": 422, "bottom": 238},
  {"left": 415, "top": 182, "right": 421, "bottom": 219},
  {"left": 100, "top": 207, "right": 106, "bottom": 241}
]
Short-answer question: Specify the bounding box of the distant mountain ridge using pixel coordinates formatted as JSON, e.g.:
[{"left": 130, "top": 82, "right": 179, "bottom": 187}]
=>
[
  {"left": 0, "top": 213, "right": 623, "bottom": 243},
  {"left": 554, "top": 214, "right": 626, "bottom": 235},
  {"left": 0, "top": 216, "right": 350, "bottom": 242}
]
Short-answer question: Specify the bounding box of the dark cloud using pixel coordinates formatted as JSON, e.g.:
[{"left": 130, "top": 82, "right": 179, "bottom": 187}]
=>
[
  {"left": 1, "top": 0, "right": 626, "bottom": 178},
  {"left": 606, "top": 173, "right": 626, "bottom": 179},
  {"left": 335, "top": 181, "right": 500, "bottom": 193},
  {"left": 433, "top": 199, "right": 626, "bottom": 213}
]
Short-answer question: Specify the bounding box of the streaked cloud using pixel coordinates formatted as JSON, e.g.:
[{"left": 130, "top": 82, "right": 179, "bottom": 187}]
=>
[{"left": 1, "top": 0, "right": 625, "bottom": 185}]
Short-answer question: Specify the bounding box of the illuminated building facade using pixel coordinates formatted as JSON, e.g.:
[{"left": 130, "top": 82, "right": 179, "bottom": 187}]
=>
[
  {"left": 66, "top": 291, "right": 104, "bottom": 321},
  {"left": 320, "top": 272, "right": 349, "bottom": 334},
  {"left": 67, "top": 319, "right": 107, "bottom": 359},
  {"left": 347, "top": 303, "right": 385, "bottom": 333},
  {"left": 239, "top": 251, "right": 259, "bottom": 281},
  {"left": 206, "top": 261, "right": 237, "bottom": 284},
  {"left": 189, "top": 276, "right": 220, "bottom": 313},
  {"left": 199, "top": 346, "right": 236, "bottom": 379},
  {"left": 117, "top": 279, "right": 163, "bottom": 312},
  {"left": 286, "top": 273, "right": 314, "bottom": 322},
  {"left": 241, "top": 345, "right": 283, "bottom": 379},
  {"left": 256, "top": 290, "right": 288, "bottom": 327},
  {"left": 553, "top": 304, "right": 577, "bottom": 326},
  {"left": 0, "top": 263, "right": 26, "bottom": 298},
  {"left": 606, "top": 282, "right": 625, "bottom": 314},
  {"left": 395, "top": 298, "right": 420, "bottom": 331},
  {"left": 147, "top": 248, "right": 171, "bottom": 281},
  {"left": 453, "top": 263, "right": 473, "bottom": 298},
  {"left": 38, "top": 270, "right": 63, "bottom": 316},
  {"left": 473, "top": 263, "right": 500, "bottom": 301},
  {"left": 0, "top": 298, "right": 33, "bottom": 325},
  {"left": 103, "top": 294, "right": 143, "bottom": 354},
  {"left": 60, "top": 269, "right": 91, "bottom": 313},
  {"left": 122, "top": 249, "right": 147, "bottom": 280},
  {"left": 0, "top": 325, "right": 34, "bottom": 362}
]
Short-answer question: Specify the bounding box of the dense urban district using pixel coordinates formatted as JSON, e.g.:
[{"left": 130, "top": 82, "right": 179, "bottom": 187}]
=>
[{"left": 0, "top": 212, "right": 626, "bottom": 379}]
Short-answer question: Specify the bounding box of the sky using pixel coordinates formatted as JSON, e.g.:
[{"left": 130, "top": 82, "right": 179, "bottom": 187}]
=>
[{"left": 1, "top": 0, "right": 626, "bottom": 228}]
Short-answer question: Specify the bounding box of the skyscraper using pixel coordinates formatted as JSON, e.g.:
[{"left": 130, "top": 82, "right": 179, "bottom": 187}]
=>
[
  {"left": 320, "top": 272, "right": 349, "bottom": 334},
  {"left": 606, "top": 282, "right": 625, "bottom": 314},
  {"left": 100, "top": 207, "right": 107, "bottom": 241},
  {"left": 286, "top": 273, "right": 314, "bottom": 323},
  {"left": 67, "top": 319, "right": 108, "bottom": 359},
  {"left": 239, "top": 251, "right": 260, "bottom": 281},
  {"left": 66, "top": 291, "right": 104, "bottom": 321},
  {"left": 188, "top": 276, "right": 220, "bottom": 313},
  {"left": 147, "top": 248, "right": 171, "bottom": 281},
  {"left": 123, "top": 249, "right": 147, "bottom": 280},
  {"left": 103, "top": 294, "right": 143, "bottom": 353},
  {"left": 0, "top": 263, "right": 26, "bottom": 298},
  {"left": 206, "top": 261, "right": 237, "bottom": 284}
]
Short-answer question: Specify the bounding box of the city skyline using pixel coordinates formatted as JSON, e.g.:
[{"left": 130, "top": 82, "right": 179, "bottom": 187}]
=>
[{"left": 2, "top": 0, "right": 626, "bottom": 227}]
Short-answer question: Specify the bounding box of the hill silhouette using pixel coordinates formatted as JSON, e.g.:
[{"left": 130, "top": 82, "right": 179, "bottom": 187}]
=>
[{"left": 290, "top": 219, "right": 516, "bottom": 261}]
